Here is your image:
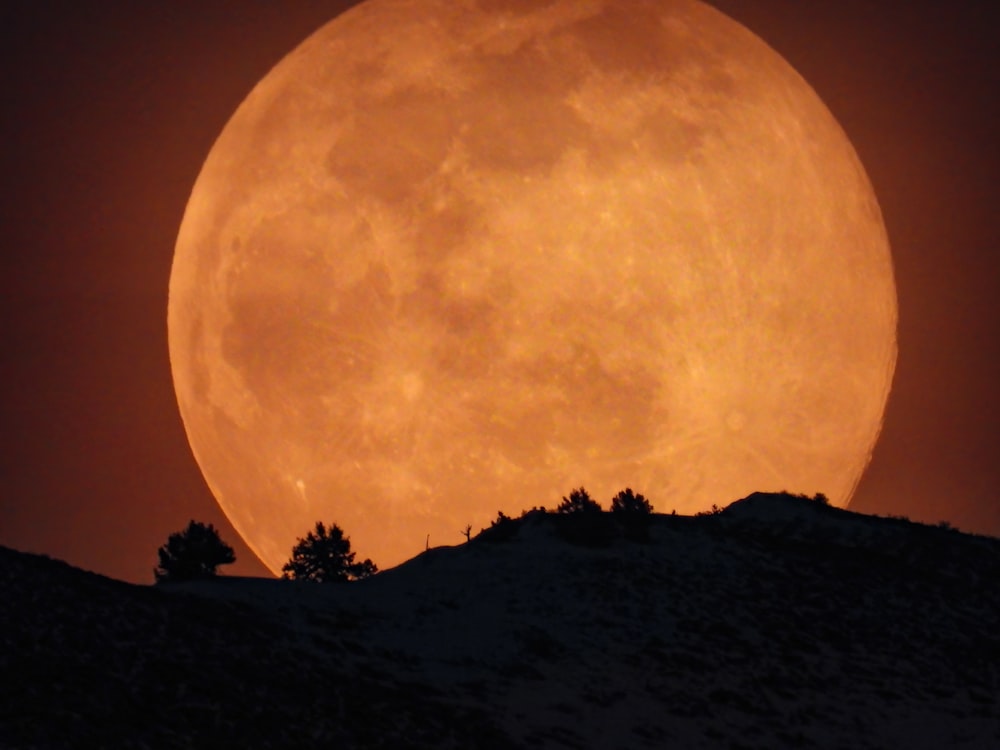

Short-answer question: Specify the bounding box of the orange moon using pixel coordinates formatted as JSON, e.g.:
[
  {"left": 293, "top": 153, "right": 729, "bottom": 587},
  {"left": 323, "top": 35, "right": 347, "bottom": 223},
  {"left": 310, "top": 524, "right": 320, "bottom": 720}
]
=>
[{"left": 169, "top": 0, "right": 896, "bottom": 574}]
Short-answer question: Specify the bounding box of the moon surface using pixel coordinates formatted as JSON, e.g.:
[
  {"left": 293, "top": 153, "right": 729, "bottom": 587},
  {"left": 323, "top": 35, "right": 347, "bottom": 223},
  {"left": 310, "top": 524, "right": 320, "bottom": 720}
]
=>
[{"left": 169, "top": 0, "right": 897, "bottom": 574}]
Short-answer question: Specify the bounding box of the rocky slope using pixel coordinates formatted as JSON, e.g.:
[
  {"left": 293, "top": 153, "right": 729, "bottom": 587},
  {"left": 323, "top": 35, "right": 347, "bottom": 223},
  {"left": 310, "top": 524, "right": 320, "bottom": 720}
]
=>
[{"left": 2, "top": 493, "right": 998, "bottom": 748}]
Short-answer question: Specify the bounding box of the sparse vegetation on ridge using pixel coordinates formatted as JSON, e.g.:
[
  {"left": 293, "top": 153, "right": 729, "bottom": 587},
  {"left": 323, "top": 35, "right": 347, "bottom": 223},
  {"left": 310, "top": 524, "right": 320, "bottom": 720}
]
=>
[
  {"left": 478, "top": 510, "right": 520, "bottom": 543},
  {"left": 7, "top": 491, "right": 999, "bottom": 749},
  {"left": 475, "top": 486, "right": 657, "bottom": 547}
]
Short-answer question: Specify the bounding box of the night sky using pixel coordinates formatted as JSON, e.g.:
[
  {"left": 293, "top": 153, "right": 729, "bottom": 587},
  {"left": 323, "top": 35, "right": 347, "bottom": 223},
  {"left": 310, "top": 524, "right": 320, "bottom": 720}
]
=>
[{"left": 1, "top": 1, "right": 996, "bottom": 583}]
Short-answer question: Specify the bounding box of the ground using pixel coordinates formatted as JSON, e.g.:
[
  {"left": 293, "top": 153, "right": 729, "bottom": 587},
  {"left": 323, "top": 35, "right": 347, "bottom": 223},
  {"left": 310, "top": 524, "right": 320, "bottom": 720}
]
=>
[{"left": 2, "top": 494, "right": 998, "bottom": 748}]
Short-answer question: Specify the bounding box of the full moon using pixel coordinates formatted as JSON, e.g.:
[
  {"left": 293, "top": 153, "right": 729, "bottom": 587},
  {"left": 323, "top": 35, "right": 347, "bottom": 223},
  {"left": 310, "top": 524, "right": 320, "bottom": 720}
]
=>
[{"left": 169, "top": 0, "right": 896, "bottom": 574}]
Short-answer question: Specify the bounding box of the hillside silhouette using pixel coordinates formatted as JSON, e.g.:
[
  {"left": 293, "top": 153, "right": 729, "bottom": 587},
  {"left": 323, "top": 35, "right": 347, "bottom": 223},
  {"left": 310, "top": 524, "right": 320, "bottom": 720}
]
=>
[{"left": 2, "top": 493, "right": 998, "bottom": 749}]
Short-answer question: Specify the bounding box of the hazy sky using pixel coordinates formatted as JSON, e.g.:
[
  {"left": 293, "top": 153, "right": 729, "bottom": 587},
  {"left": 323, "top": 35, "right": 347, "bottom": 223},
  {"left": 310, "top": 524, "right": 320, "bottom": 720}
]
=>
[{"left": 1, "top": 0, "right": 996, "bottom": 583}]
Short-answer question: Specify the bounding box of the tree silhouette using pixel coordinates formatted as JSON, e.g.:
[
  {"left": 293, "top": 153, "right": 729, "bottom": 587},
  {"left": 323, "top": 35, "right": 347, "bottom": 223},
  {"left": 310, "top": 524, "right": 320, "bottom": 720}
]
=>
[
  {"left": 556, "top": 487, "right": 602, "bottom": 514},
  {"left": 610, "top": 487, "right": 653, "bottom": 516},
  {"left": 282, "top": 522, "right": 377, "bottom": 583},
  {"left": 611, "top": 488, "right": 654, "bottom": 541},
  {"left": 554, "top": 488, "right": 613, "bottom": 546},
  {"left": 154, "top": 520, "right": 235, "bottom": 583}
]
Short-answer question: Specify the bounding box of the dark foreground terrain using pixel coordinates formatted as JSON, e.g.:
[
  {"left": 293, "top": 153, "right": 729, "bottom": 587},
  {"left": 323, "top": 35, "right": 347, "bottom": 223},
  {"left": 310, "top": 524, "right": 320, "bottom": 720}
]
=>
[{"left": 2, "top": 493, "right": 999, "bottom": 749}]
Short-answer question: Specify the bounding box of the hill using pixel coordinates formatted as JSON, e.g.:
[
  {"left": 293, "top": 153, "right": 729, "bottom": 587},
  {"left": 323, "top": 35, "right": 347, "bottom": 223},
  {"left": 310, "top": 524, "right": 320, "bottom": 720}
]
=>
[{"left": 2, "top": 493, "right": 998, "bottom": 748}]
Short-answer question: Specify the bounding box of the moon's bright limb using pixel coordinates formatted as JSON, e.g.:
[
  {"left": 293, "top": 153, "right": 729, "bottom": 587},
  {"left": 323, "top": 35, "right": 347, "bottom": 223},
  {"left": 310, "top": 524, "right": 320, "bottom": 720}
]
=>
[{"left": 169, "top": 0, "right": 897, "bottom": 574}]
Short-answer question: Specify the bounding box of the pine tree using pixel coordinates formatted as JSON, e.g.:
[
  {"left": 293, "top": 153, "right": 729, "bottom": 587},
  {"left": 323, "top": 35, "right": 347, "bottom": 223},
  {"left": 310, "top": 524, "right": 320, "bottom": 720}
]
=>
[
  {"left": 556, "top": 487, "right": 602, "bottom": 514},
  {"left": 611, "top": 487, "right": 655, "bottom": 541},
  {"left": 154, "top": 520, "right": 236, "bottom": 583},
  {"left": 610, "top": 487, "right": 653, "bottom": 516},
  {"left": 282, "top": 522, "right": 377, "bottom": 583}
]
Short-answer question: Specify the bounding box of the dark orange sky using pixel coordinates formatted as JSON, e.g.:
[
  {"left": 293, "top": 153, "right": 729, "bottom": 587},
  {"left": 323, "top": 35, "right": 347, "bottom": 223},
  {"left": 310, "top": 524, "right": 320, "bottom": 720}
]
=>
[{"left": 1, "top": 1, "right": 996, "bottom": 583}]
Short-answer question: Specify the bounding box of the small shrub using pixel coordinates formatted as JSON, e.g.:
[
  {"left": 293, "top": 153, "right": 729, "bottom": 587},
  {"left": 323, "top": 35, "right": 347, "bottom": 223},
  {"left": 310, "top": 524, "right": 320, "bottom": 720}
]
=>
[{"left": 477, "top": 510, "right": 520, "bottom": 543}]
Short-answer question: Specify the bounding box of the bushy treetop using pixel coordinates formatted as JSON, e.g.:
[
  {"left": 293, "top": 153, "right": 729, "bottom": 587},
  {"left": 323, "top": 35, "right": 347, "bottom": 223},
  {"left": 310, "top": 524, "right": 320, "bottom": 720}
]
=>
[
  {"left": 154, "top": 520, "right": 235, "bottom": 583},
  {"left": 611, "top": 488, "right": 653, "bottom": 516},
  {"left": 556, "top": 487, "right": 602, "bottom": 514},
  {"left": 282, "top": 521, "right": 377, "bottom": 583}
]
